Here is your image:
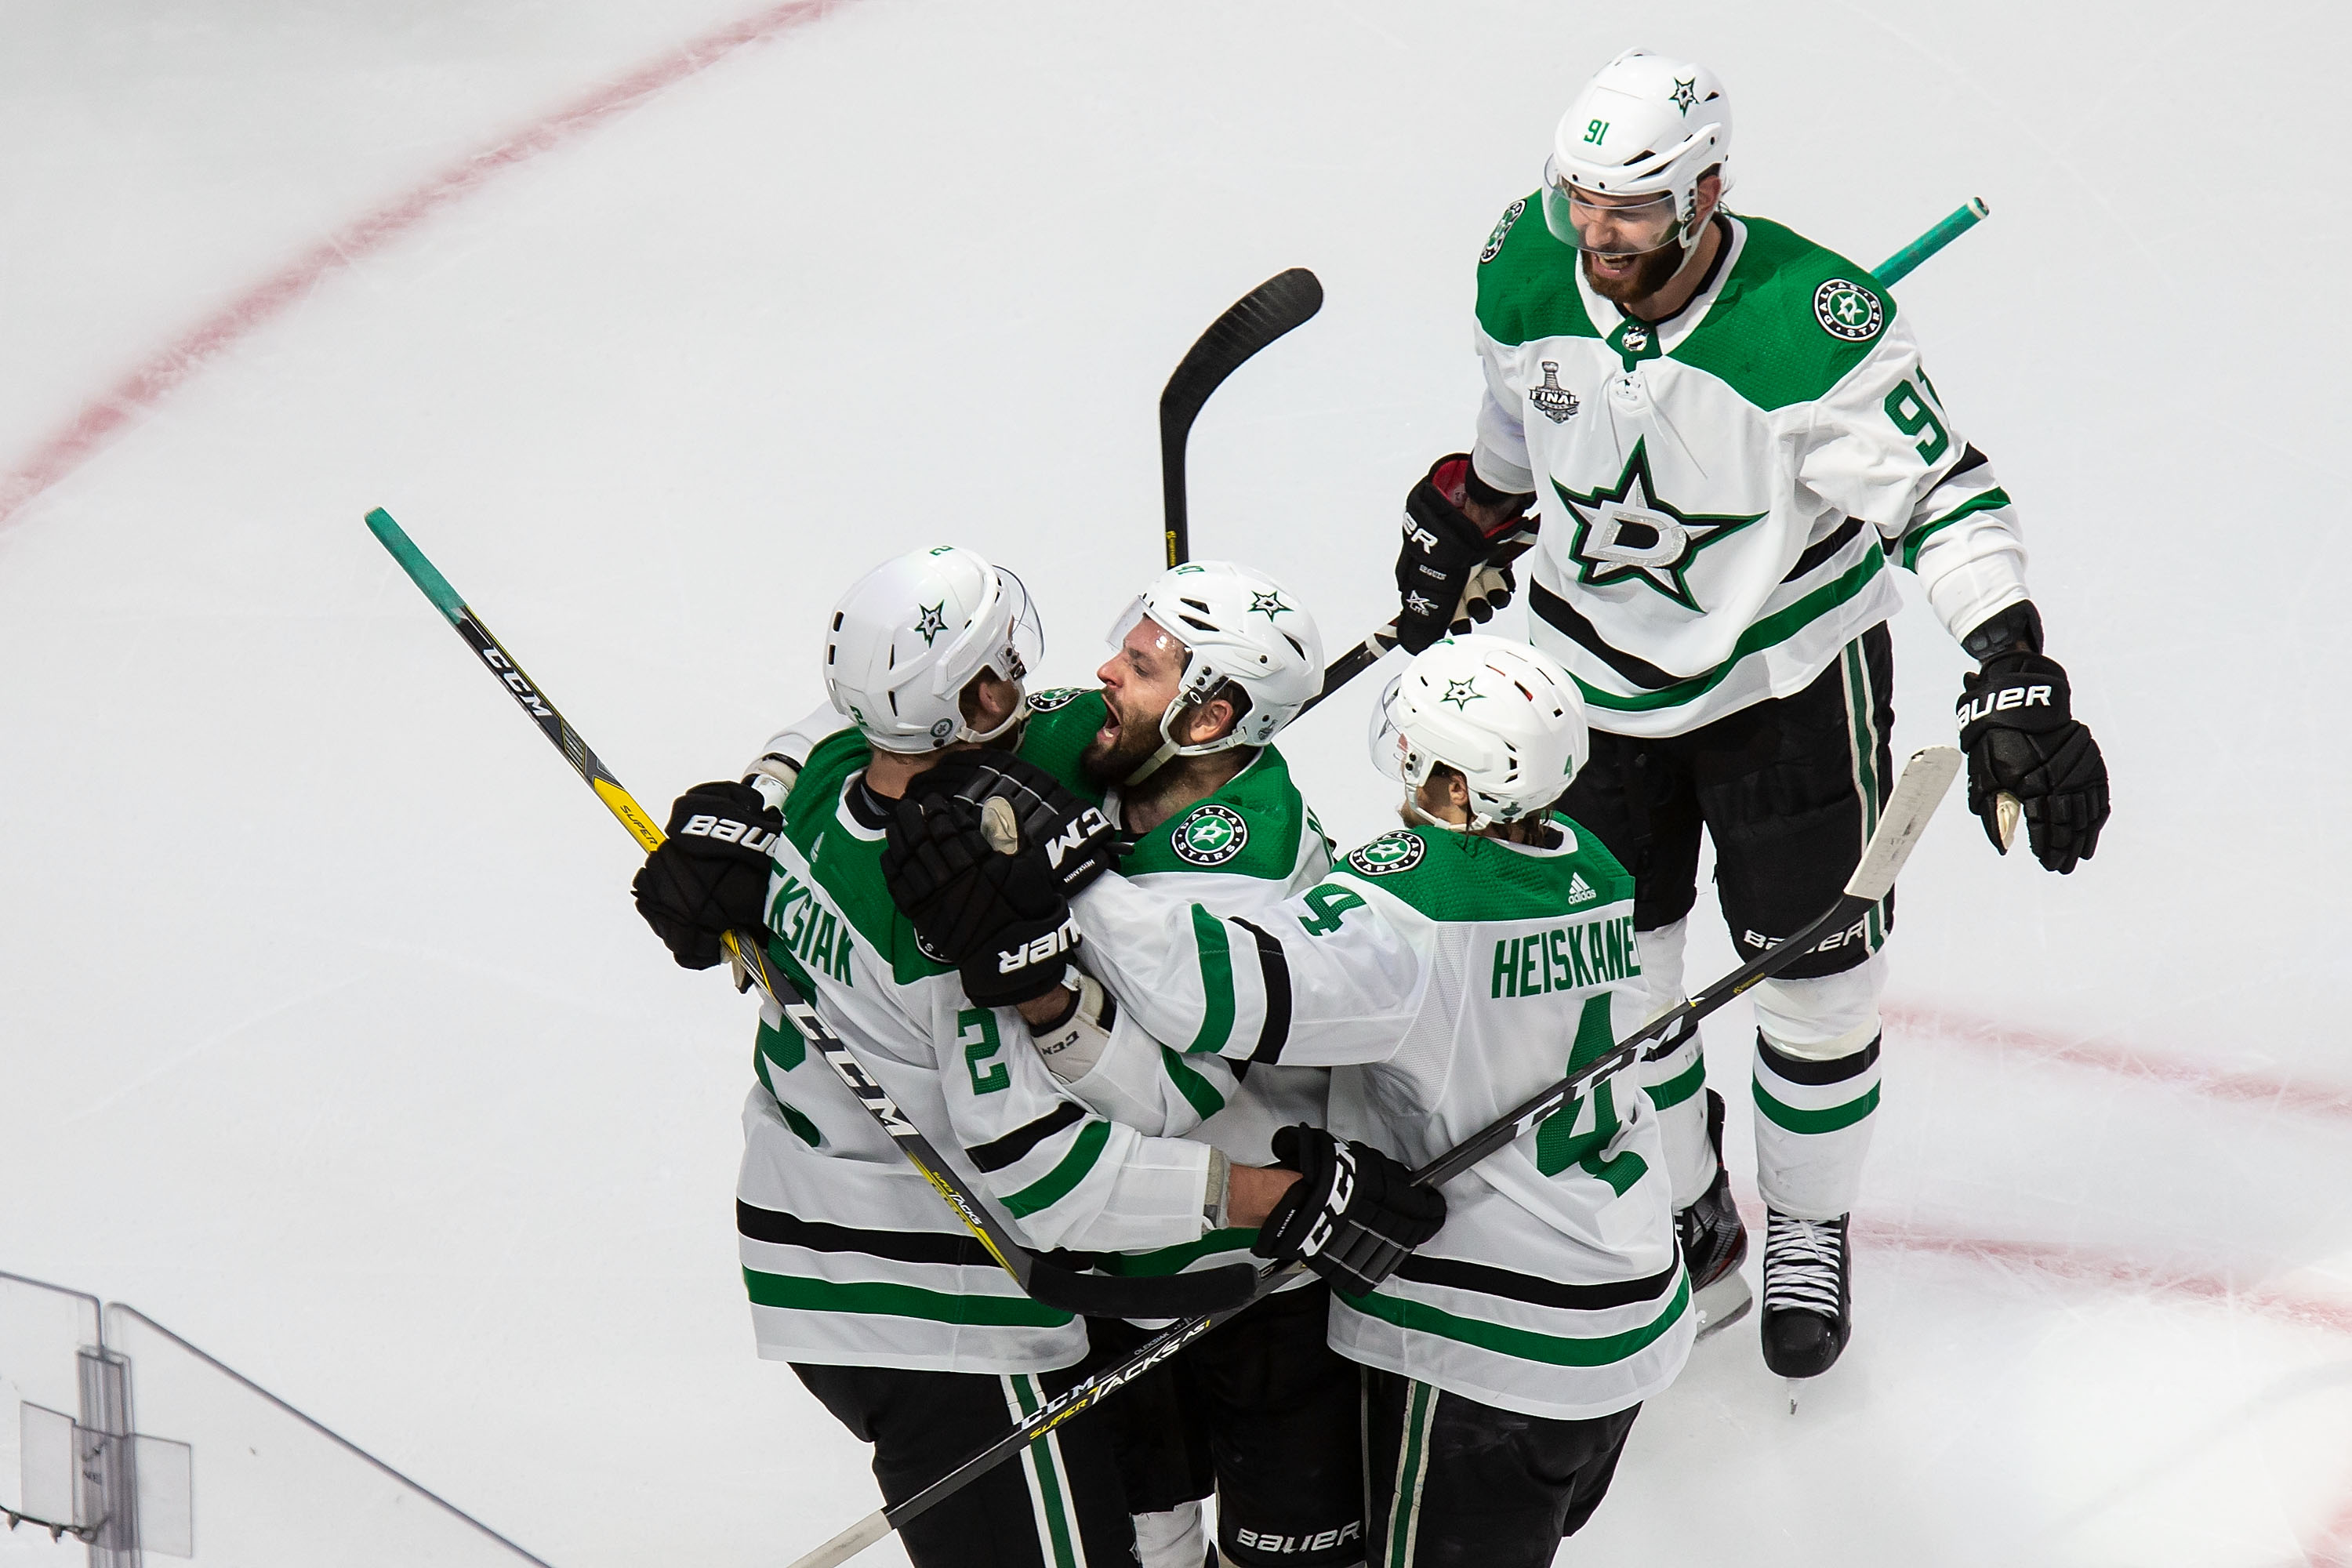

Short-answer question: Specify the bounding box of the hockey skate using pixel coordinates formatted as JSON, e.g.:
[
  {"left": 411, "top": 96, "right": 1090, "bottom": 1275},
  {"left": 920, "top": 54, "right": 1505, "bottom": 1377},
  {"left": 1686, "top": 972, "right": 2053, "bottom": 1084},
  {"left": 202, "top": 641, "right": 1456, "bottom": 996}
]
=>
[
  {"left": 1760, "top": 1209, "right": 1851, "bottom": 1378},
  {"left": 1679, "top": 1087, "right": 1751, "bottom": 1338}
]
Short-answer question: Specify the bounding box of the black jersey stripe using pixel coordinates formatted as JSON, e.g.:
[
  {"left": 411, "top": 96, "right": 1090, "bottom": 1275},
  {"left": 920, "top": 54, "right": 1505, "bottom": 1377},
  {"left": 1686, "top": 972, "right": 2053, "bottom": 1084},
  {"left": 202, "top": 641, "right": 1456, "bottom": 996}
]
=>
[
  {"left": 735, "top": 1200, "right": 999, "bottom": 1268},
  {"left": 1756, "top": 1030, "right": 1881, "bottom": 1086},
  {"left": 1393, "top": 1251, "right": 1682, "bottom": 1312},
  {"left": 1232, "top": 916, "right": 1292, "bottom": 1065},
  {"left": 1528, "top": 580, "right": 1682, "bottom": 691},
  {"left": 967, "top": 1102, "right": 1087, "bottom": 1173},
  {"left": 1784, "top": 516, "right": 1864, "bottom": 583}
]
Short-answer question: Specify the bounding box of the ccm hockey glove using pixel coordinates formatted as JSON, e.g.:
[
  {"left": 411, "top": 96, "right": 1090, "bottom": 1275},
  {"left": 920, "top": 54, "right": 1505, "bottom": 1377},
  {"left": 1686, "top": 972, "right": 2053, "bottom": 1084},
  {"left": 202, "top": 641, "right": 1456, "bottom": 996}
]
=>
[
  {"left": 1253, "top": 1125, "right": 1446, "bottom": 1296},
  {"left": 1956, "top": 630, "right": 2110, "bottom": 875},
  {"left": 880, "top": 789, "right": 1081, "bottom": 1008},
  {"left": 924, "top": 750, "right": 1118, "bottom": 898},
  {"left": 631, "top": 781, "right": 782, "bottom": 969},
  {"left": 1393, "top": 454, "right": 1534, "bottom": 654}
]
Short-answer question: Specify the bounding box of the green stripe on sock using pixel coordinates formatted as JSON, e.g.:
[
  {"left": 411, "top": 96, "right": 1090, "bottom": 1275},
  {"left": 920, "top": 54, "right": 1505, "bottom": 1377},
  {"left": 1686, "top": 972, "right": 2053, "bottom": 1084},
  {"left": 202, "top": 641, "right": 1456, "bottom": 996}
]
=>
[
  {"left": 1388, "top": 1380, "right": 1436, "bottom": 1568},
  {"left": 1752, "top": 1078, "right": 1881, "bottom": 1134},
  {"left": 742, "top": 1269, "right": 1072, "bottom": 1327},
  {"left": 1646, "top": 1055, "right": 1706, "bottom": 1110},
  {"left": 1008, "top": 1377, "right": 1080, "bottom": 1568},
  {"left": 1003, "top": 1119, "right": 1112, "bottom": 1218},
  {"left": 1185, "top": 904, "right": 1236, "bottom": 1054}
]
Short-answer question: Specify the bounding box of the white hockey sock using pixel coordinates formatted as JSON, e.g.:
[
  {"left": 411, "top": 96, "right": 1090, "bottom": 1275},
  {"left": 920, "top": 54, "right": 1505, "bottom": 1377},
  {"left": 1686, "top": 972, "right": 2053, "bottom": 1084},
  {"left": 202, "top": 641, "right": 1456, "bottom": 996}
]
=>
[
  {"left": 1135, "top": 1501, "right": 1207, "bottom": 1568},
  {"left": 1632, "top": 920, "right": 1715, "bottom": 1207}
]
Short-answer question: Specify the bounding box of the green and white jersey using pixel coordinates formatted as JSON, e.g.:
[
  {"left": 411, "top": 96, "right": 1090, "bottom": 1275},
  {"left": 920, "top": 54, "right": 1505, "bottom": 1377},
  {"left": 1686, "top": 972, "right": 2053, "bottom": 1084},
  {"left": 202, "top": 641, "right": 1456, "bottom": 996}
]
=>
[
  {"left": 1018, "top": 686, "right": 1335, "bottom": 1292},
  {"left": 1073, "top": 820, "right": 1693, "bottom": 1421},
  {"left": 736, "top": 727, "right": 1215, "bottom": 1375},
  {"left": 1473, "top": 205, "right": 2030, "bottom": 737}
]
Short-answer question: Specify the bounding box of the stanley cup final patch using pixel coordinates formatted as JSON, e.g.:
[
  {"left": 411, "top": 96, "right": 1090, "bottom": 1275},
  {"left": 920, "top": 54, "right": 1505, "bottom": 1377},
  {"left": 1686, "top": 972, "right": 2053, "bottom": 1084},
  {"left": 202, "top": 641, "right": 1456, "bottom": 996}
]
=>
[
  {"left": 1171, "top": 803, "right": 1249, "bottom": 866},
  {"left": 1813, "top": 278, "right": 1884, "bottom": 342}
]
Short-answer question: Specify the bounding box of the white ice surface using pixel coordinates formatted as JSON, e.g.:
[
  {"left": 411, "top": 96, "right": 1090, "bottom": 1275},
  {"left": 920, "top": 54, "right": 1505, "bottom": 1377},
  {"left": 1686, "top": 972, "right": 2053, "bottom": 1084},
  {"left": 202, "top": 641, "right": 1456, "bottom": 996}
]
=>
[{"left": 2, "top": 2, "right": 2349, "bottom": 1564}]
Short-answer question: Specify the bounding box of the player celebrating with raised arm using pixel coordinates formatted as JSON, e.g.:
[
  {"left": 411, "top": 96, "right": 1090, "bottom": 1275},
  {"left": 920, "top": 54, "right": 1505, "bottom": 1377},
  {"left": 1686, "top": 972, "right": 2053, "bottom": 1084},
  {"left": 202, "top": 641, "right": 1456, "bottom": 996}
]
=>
[
  {"left": 1389, "top": 49, "right": 2111, "bottom": 1378},
  {"left": 892, "top": 561, "right": 1384, "bottom": 1568},
  {"left": 1023, "top": 634, "right": 1689, "bottom": 1566}
]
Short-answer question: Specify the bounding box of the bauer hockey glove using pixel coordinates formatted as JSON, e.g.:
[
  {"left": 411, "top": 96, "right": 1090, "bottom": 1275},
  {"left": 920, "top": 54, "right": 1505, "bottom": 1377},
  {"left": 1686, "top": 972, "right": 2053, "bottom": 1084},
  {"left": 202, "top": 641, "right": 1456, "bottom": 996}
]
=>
[
  {"left": 631, "top": 781, "right": 783, "bottom": 969},
  {"left": 1956, "top": 629, "right": 2110, "bottom": 875},
  {"left": 1393, "top": 453, "right": 1533, "bottom": 654},
  {"left": 1254, "top": 1124, "right": 1446, "bottom": 1296},
  {"left": 881, "top": 791, "right": 1081, "bottom": 1009}
]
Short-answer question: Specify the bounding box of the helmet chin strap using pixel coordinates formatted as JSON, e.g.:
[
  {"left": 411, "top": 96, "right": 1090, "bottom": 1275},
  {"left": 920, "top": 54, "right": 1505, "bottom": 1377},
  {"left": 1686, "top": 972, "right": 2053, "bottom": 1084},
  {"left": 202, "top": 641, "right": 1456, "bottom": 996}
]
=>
[{"left": 1120, "top": 691, "right": 1250, "bottom": 786}]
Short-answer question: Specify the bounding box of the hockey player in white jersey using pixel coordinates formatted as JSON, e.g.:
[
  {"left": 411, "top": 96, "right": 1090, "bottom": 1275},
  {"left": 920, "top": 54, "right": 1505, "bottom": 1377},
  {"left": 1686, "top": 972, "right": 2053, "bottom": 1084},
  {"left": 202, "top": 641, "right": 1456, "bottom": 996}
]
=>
[
  {"left": 1389, "top": 48, "right": 2112, "bottom": 1377},
  {"left": 887, "top": 561, "right": 1387, "bottom": 1568},
  {"left": 1044, "top": 634, "right": 1688, "bottom": 1566}
]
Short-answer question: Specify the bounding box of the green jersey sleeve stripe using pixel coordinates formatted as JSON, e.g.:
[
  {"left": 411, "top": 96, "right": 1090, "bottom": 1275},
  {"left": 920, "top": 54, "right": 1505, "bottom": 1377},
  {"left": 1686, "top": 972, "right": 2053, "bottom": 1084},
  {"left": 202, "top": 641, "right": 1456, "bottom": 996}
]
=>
[
  {"left": 1087, "top": 1225, "right": 1261, "bottom": 1276},
  {"left": 1338, "top": 1272, "right": 1690, "bottom": 1367},
  {"left": 1160, "top": 1046, "right": 1229, "bottom": 1120},
  {"left": 1185, "top": 903, "right": 1238, "bottom": 1054},
  {"left": 1900, "top": 486, "right": 2013, "bottom": 570},
  {"left": 1001, "top": 1117, "right": 1112, "bottom": 1217},
  {"left": 1753, "top": 1079, "right": 1882, "bottom": 1134},
  {"left": 742, "top": 1269, "right": 1074, "bottom": 1327},
  {"left": 1575, "top": 549, "right": 1886, "bottom": 713}
]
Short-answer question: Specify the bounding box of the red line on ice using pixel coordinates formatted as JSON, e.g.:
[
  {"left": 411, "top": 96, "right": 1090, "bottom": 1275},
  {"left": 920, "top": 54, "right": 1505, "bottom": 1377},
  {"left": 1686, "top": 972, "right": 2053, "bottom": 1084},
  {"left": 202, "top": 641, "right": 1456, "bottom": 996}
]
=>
[
  {"left": 0, "top": 0, "right": 841, "bottom": 532},
  {"left": 1889, "top": 1001, "right": 2352, "bottom": 1123}
]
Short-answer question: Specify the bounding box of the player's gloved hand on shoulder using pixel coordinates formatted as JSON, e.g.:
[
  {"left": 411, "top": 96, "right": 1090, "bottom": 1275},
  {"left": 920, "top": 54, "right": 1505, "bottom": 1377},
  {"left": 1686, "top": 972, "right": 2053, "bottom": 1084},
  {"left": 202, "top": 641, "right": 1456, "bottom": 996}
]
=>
[
  {"left": 924, "top": 750, "right": 1119, "bottom": 898},
  {"left": 1955, "top": 603, "right": 2110, "bottom": 875},
  {"left": 880, "top": 765, "right": 1096, "bottom": 1009},
  {"left": 1253, "top": 1124, "right": 1446, "bottom": 1296},
  {"left": 1394, "top": 453, "right": 1535, "bottom": 654},
  {"left": 631, "top": 781, "right": 782, "bottom": 969}
]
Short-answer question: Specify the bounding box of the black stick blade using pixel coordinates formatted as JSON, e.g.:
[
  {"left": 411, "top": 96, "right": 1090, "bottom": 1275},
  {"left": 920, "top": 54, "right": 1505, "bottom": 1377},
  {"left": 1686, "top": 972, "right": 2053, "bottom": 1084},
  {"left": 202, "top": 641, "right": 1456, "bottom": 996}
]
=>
[{"left": 1160, "top": 267, "right": 1323, "bottom": 566}]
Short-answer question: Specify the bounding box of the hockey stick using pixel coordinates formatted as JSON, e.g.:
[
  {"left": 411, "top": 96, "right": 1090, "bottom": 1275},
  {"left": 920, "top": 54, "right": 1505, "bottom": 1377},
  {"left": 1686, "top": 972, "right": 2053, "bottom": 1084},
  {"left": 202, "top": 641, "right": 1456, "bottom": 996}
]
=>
[
  {"left": 786, "top": 745, "right": 1962, "bottom": 1568},
  {"left": 362, "top": 508, "right": 1257, "bottom": 1323},
  {"left": 1162, "top": 267, "right": 1324, "bottom": 568},
  {"left": 1302, "top": 201, "right": 1994, "bottom": 717}
]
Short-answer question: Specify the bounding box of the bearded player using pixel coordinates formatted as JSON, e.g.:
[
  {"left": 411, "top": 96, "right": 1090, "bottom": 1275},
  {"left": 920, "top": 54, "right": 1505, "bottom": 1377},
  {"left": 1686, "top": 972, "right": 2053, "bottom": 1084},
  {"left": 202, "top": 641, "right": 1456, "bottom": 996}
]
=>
[{"left": 1389, "top": 48, "right": 2110, "bottom": 1378}]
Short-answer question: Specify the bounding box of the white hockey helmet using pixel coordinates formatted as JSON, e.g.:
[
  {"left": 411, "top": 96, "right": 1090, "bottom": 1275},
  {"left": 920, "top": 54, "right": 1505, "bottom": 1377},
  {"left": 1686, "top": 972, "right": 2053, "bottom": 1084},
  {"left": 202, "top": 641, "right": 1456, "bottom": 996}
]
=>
[
  {"left": 1543, "top": 49, "right": 1733, "bottom": 258},
  {"left": 1105, "top": 561, "right": 1324, "bottom": 769},
  {"left": 1370, "top": 634, "right": 1589, "bottom": 830},
  {"left": 823, "top": 545, "right": 1044, "bottom": 753}
]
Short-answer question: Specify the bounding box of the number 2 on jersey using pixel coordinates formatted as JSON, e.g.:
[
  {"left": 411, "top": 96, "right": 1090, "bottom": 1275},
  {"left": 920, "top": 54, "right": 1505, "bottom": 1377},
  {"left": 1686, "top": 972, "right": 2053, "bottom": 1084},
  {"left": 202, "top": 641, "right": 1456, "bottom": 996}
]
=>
[{"left": 958, "top": 1007, "right": 1008, "bottom": 1094}]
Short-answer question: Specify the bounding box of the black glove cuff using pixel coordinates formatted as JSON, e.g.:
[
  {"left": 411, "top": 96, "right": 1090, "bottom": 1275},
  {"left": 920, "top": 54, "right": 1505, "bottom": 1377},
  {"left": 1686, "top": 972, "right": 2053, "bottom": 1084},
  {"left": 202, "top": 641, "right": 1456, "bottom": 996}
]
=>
[
  {"left": 1957, "top": 653, "right": 2074, "bottom": 742},
  {"left": 1961, "top": 600, "right": 2044, "bottom": 662}
]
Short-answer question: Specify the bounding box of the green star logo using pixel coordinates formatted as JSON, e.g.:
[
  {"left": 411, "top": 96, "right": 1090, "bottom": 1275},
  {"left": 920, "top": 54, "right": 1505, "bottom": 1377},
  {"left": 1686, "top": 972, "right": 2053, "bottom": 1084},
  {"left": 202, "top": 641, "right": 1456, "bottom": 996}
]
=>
[
  {"left": 1248, "top": 590, "right": 1294, "bottom": 620},
  {"left": 913, "top": 602, "right": 948, "bottom": 648},
  {"left": 1440, "top": 678, "right": 1483, "bottom": 710},
  {"left": 1669, "top": 74, "right": 1698, "bottom": 113},
  {"left": 1552, "top": 439, "right": 1764, "bottom": 612}
]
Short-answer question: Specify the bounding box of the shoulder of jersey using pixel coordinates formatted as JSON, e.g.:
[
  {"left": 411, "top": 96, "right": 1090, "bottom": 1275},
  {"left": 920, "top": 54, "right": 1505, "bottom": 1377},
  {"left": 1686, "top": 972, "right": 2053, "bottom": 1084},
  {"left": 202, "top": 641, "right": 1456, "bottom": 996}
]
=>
[
  {"left": 1475, "top": 190, "right": 1595, "bottom": 349},
  {"left": 1014, "top": 688, "right": 1110, "bottom": 803},
  {"left": 1337, "top": 823, "right": 1632, "bottom": 922},
  {"left": 1122, "top": 746, "right": 1307, "bottom": 880},
  {"left": 782, "top": 728, "right": 872, "bottom": 826},
  {"left": 1671, "top": 216, "right": 1903, "bottom": 411}
]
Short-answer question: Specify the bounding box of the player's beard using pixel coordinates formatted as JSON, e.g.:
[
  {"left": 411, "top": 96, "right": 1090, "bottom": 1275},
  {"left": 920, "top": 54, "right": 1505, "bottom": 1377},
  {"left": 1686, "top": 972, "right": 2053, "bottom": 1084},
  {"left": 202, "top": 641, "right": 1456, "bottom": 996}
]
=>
[
  {"left": 1080, "top": 691, "right": 1167, "bottom": 787},
  {"left": 1581, "top": 240, "right": 1688, "bottom": 310}
]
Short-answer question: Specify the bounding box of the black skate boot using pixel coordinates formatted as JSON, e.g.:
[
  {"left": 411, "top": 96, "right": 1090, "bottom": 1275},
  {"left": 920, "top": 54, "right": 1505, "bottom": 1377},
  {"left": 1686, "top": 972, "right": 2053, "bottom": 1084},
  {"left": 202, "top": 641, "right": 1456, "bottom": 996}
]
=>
[
  {"left": 1678, "top": 1087, "right": 1751, "bottom": 1338},
  {"left": 1760, "top": 1209, "right": 1851, "bottom": 1377}
]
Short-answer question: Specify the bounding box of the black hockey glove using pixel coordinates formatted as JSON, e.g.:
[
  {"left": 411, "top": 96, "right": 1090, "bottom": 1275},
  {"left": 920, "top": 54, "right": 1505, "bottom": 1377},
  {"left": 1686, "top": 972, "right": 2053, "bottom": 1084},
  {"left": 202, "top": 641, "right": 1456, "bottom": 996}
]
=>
[
  {"left": 631, "top": 781, "right": 782, "bottom": 970},
  {"left": 1956, "top": 630, "right": 2109, "bottom": 875},
  {"left": 1253, "top": 1124, "right": 1446, "bottom": 1297},
  {"left": 1393, "top": 453, "right": 1534, "bottom": 654},
  {"left": 880, "top": 766, "right": 1099, "bottom": 1009},
  {"left": 921, "top": 750, "right": 1119, "bottom": 898}
]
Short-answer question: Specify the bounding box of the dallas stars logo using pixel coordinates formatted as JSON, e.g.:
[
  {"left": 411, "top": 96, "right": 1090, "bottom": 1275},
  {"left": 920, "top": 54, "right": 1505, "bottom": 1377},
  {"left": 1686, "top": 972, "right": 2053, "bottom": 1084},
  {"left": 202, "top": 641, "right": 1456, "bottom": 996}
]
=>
[
  {"left": 1669, "top": 75, "right": 1698, "bottom": 114},
  {"left": 912, "top": 602, "right": 949, "bottom": 647},
  {"left": 1249, "top": 590, "right": 1294, "bottom": 620},
  {"left": 1552, "top": 439, "right": 1763, "bottom": 612},
  {"left": 1440, "top": 678, "right": 1483, "bottom": 710}
]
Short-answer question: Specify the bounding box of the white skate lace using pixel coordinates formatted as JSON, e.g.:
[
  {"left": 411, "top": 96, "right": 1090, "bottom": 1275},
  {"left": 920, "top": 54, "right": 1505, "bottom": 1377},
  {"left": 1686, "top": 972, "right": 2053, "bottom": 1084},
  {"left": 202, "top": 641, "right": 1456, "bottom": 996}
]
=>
[{"left": 1761, "top": 1210, "right": 1844, "bottom": 1318}]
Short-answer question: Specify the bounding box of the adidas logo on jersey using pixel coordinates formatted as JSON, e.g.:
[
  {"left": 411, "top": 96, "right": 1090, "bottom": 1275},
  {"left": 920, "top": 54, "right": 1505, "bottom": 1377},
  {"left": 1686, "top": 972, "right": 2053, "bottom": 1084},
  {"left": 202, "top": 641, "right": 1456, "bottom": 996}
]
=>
[{"left": 1566, "top": 872, "right": 1597, "bottom": 906}]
